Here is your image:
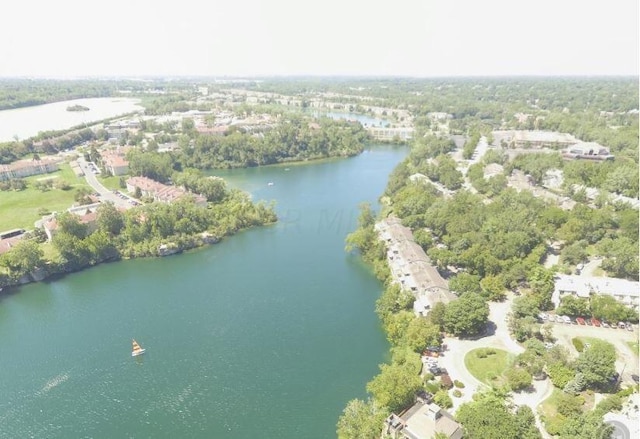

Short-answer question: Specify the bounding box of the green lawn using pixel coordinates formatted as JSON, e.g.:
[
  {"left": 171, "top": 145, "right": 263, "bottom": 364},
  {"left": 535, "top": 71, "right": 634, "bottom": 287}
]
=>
[
  {"left": 538, "top": 387, "right": 564, "bottom": 420},
  {"left": 464, "top": 348, "right": 514, "bottom": 385},
  {"left": 98, "top": 174, "right": 127, "bottom": 191},
  {"left": 626, "top": 341, "right": 639, "bottom": 355},
  {"left": 0, "top": 163, "right": 92, "bottom": 231}
]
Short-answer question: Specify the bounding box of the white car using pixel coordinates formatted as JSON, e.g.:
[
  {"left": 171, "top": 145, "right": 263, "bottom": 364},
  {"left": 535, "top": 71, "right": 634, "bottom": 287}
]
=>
[
  {"left": 562, "top": 315, "right": 572, "bottom": 324},
  {"left": 538, "top": 313, "right": 548, "bottom": 320},
  {"left": 556, "top": 315, "right": 565, "bottom": 323}
]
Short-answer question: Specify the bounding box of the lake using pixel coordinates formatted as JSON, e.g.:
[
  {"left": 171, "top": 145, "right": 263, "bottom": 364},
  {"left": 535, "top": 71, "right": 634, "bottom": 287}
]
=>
[
  {"left": 0, "top": 144, "right": 408, "bottom": 438},
  {"left": 0, "top": 98, "right": 143, "bottom": 142}
]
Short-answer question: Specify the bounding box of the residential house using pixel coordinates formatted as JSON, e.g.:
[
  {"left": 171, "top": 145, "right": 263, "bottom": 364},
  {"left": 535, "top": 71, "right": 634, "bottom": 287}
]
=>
[
  {"left": 385, "top": 399, "right": 463, "bottom": 439},
  {"left": 552, "top": 274, "right": 640, "bottom": 311},
  {"left": 0, "top": 158, "right": 60, "bottom": 182},
  {"left": 376, "top": 216, "right": 455, "bottom": 316},
  {"left": 42, "top": 207, "right": 100, "bottom": 242},
  {"left": 493, "top": 130, "right": 577, "bottom": 149},
  {"left": 101, "top": 148, "right": 130, "bottom": 176},
  {"left": 126, "top": 176, "right": 207, "bottom": 207},
  {"left": 562, "top": 142, "right": 614, "bottom": 161}
]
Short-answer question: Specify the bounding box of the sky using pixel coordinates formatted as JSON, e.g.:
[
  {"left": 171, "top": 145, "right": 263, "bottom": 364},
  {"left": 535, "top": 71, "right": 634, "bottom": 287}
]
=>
[{"left": 0, "top": 0, "right": 638, "bottom": 78}]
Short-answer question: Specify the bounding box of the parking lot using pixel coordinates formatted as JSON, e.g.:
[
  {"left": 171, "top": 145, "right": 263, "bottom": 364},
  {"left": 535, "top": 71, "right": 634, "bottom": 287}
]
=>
[
  {"left": 538, "top": 312, "right": 635, "bottom": 331},
  {"left": 541, "top": 314, "right": 639, "bottom": 384}
]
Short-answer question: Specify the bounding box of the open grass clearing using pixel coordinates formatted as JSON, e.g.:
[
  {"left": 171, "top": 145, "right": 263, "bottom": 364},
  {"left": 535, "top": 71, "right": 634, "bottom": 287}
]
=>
[
  {"left": 0, "top": 163, "right": 92, "bottom": 231},
  {"left": 98, "top": 175, "right": 127, "bottom": 191},
  {"left": 464, "top": 347, "right": 514, "bottom": 385}
]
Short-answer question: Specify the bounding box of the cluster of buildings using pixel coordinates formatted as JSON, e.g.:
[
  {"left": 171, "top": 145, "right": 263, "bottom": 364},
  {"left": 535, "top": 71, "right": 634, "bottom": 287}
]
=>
[
  {"left": 125, "top": 176, "right": 207, "bottom": 206},
  {"left": 492, "top": 130, "right": 614, "bottom": 161},
  {"left": 375, "top": 216, "right": 455, "bottom": 317}
]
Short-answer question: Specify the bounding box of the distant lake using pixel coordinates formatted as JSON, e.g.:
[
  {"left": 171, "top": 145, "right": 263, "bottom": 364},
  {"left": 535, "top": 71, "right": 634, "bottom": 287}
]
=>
[
  {"left": 0, "top": 98, "right": 143, "bottom": 142},
  {"left": 312, "top": 111, "right": 390, "bottom": 128}
]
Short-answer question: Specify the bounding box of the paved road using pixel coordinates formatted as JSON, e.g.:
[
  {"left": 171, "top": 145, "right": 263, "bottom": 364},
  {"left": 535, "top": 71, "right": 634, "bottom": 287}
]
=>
[
  {"left": 76, "top": 157, "right": 133, "bottom": 209},
  {"left": 439, "top": 294, "right": 552, "bottom": 438},
  {"left": 547, "top": 320, "right": 639, "bottom": 384}
]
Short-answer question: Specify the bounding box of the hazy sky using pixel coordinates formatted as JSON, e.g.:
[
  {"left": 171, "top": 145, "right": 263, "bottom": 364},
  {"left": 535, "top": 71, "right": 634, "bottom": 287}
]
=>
[{"left": 1, "top": 0, "right": 638, "bottom": 77}]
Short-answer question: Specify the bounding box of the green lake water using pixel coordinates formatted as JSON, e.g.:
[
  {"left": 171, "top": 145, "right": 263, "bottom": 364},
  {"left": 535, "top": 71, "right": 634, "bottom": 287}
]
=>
[{"left": 0, "top": 145, "right": 408, "bottom": 438}]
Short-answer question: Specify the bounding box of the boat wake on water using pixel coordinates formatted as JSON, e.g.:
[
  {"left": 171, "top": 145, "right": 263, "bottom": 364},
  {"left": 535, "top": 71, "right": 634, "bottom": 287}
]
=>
[{"left": 37, "top": 372, "right": 70, "bottom": 396}]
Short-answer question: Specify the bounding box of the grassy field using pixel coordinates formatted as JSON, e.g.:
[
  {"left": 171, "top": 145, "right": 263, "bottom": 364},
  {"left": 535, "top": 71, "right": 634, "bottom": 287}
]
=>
[
  {"left": 464, "top": 348, "right": 514, "bottom": 385},
  {"left": 538, "top": 387, "right": 564, "bottom": 420},
  {"left": 626, "top": 340, "right": 639, "bottom": 355},
  {"left": 98, "top": 174, "right": 126, "bottom": 191},
  {"left": 0, "top": 163, "right": 92, "bottom": 231}
]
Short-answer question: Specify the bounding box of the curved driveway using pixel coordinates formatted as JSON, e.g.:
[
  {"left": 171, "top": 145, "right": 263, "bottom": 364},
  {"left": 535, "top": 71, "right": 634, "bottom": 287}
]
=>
[
  {"left": 438, "top": 294, "right": 552, "bottom": 438},
  {"left": 76, "top": 157, "right": 133, "bottom": 209}
]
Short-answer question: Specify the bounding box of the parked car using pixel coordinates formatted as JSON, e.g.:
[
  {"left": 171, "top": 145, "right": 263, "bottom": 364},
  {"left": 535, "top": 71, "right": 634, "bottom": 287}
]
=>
[
  {"left": 576, "top": 317, "right": 586, "bottom": 325},
  {"left": 538, "top": 313, "right": 548, "bottom": 321},
  {"left": 556, "top": 315, "right": 565, "bottom": 323},
  {"left": 428, "top": 366, "right": 442, "bottom": 376},
  {"left": 426, "top": 346, "right": 441, "bottom": 353},
  {"left": 618, "top": 322, "right": 627, "bottom": 329},
  {"left": 626, "top": 323, "right": 634, "bottom": 331},
  {"left": 591, "top": 318, "right": 601, "bottom": 327},
  {"left": 562, "top": 315, "right": 572, "bottom": 324},
  {"left": 585, "top": 319, "right": 593, "bottom": 326},
  {"left": 601, "top": 321, "right": 610, "bottom": 328}
]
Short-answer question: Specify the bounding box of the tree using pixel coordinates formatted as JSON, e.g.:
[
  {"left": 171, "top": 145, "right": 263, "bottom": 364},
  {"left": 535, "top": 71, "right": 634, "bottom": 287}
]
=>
[
  {"left": 56, "top": 212, "right": 88, "bottom": 239},
  {"left": 74, "top": 186, "right": 93, "bottom": 205},
  {"left": 336, "top": 399, "right": 388, "bottom": 439},
  {"left": 511, "top": 295, "right": 540, "bottom": 319},
  {"left": 366, "top": 363, "right": 422, "bottom": 413},
  {"left": 456, "top": 391, "right": 521, "bottom": 439},
  {"left": 514, "top": 405, "right": 542, "bottom": 439},
  {"left": 0, "top": 240, "right": 44, "bottom": 278},
  {"left": 575, "top": 340, "right": 617, "bottom": 389},
  {"left": 505, "top": 367, "right": 532, "bottom": 391},
  {"left": 448, "top": 272, "right": 482, "bottom": 295},
  {"left": 556, "top": 295, "right": 589, "bottom": 317},
  {"left": 403, "top": 318, "right": 442, "bottom": 353},
  {"left": 507, "top": 314, "right": 537, "bottom": 342},
  {"left": 443, "top": 293, "right": 489, "bottom": 337},
  {"left": 375, "top": 283, "right": 413, "bottom": 322},
  {"left": 97, "top": 202, "right": 124, "bottom": 236},
  {"left": 590, "top": 294, "right": 637, "bottom": 323},
  {"left": 480, "top": 275, "right": 506, "bottom": 301},
  {"left": 563, "top": 372, "right": 585, "bottom": 395},
  {"left": 427, "top": 301, "right": 447, "bottom": 329}
]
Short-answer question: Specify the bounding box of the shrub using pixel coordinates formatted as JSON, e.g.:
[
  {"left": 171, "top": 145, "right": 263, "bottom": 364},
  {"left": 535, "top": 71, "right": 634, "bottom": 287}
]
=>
[
  {"left": 423, "top": 373, "right": 435, "bottom": 382},
  {"left": 434, "top": 390, "right": 453, "bottom": 409},
  {"left": 485, "top": 348, "right": 496, "bottom": 355},
  {"left": 425, "top": 382, "right": 440, "bottom": 394},
  {"left": 440, "top": 374, "right": 453, "bottom": 389},
  {"left": 506, "top": 367, "right": 533, "bottom": 391},
  {"left": 476, "top": 349, "right": 488, "bottom": 359},
  {"left": 453, "top": 389, "right": 462, "bottom": 398},
  {"left": 454, "top": 380, "right": 465, "bottom": 389}
]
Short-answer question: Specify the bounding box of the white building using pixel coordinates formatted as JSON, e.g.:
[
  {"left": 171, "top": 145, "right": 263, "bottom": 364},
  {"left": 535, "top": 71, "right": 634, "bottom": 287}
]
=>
[{"left": 552, "top": 274, "right": 640, "bottom": 311}]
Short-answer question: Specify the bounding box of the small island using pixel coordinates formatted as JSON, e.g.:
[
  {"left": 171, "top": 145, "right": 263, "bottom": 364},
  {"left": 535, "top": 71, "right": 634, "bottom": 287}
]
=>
[{"left": 66, "top": 104, "right": 90, "bottom": 112}]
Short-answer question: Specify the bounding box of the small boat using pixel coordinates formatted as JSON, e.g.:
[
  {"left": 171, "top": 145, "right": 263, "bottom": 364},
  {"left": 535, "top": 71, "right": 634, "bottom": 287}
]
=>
[
  {"left": 267, "top": 182, "right": 274, "bottom": 186},
  {"left": 131, "top": 339, "right": 146, "bottom": 357}
]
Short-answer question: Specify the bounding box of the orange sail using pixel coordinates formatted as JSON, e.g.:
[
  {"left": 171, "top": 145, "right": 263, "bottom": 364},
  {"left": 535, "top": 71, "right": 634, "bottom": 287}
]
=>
[{"left": 132, "top": 339, "right": 146, "bottom": 357}]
